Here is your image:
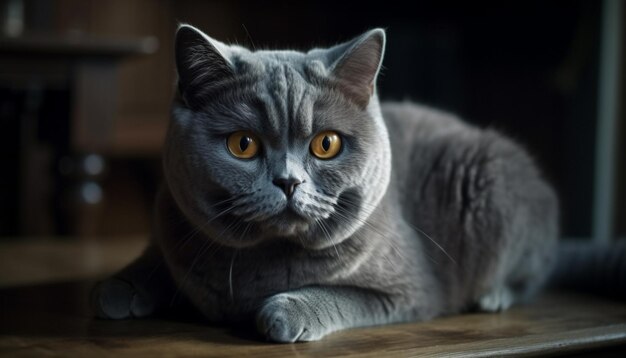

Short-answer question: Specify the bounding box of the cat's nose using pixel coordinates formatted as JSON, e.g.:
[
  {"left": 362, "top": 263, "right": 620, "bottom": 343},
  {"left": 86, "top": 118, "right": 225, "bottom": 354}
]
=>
[{"left": 272, "top": 177, "right": 302, "bottom": 198}]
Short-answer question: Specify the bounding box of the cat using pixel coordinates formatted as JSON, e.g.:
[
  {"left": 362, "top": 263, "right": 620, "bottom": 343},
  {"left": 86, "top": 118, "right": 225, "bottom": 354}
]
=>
[{"left": 91, "top": 24, "right": 618, "bottom": 343}]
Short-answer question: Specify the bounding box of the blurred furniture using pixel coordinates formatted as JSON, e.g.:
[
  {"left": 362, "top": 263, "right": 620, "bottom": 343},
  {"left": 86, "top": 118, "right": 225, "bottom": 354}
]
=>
[
  {"left": 0, "top": 34, "right": 157, "bottom": 150},
  {"left": 0, "top": 0, "right": 174, "bottom": 238},
  {"left": 1, "top": 237, "right": 626, "bottom": 356},
  {"left": 0, "top": 34, "right": 156, "bottom": 236},
  {"left": 0, "top": 236, "right": 147, "bottom": 287}
]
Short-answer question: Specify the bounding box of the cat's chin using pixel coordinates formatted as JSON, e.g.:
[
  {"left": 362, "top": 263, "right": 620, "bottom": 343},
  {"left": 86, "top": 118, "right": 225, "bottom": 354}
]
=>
[{"left": 260, "top": 210, "right": 311, "bottom": 237}]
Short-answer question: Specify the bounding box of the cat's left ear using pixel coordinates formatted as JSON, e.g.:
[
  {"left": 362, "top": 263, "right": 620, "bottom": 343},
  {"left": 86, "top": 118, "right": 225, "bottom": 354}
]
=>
[
  {"left": 175, "top": 24, "right": 235, "bottom": 108},
  {"left": 328, "top": 29, "right": 386, "bottom": 108}
]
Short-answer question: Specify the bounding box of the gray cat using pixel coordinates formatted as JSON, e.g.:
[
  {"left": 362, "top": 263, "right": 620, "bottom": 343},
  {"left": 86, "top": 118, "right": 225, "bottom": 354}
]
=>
[{"left": 92, "top": 25, "right": 613, "bottom": 342}]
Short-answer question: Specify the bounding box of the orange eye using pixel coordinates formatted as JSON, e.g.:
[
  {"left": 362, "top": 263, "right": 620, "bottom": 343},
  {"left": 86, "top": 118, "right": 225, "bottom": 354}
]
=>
[
  {"left": 227, "top": 131, "right": 259, "bottom": 159},
  {"left": 310, "top": 131, "right": 342, "bottom": 159}
]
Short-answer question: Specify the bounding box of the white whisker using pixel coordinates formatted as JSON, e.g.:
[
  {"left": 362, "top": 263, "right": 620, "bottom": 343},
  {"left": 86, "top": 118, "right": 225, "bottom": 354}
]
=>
[{"left": 229, "top": 250, "right": 238, "bottom": 301}]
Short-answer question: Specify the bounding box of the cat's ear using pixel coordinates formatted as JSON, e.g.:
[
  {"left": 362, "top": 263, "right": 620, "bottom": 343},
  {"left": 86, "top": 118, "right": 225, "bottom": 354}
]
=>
[
  {"left": 175, "top": 24, "right": 234, "bottom": 107},
  {"left": 328, "top": 29, "right": 386, "bottom": 107}
]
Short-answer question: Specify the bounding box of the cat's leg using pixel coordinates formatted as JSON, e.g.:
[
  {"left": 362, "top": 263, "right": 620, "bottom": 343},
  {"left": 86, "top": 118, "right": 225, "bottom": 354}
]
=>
[
  {"left": 92, "top": 244, "right": 175, "bottom": 319},
  {"left": 475, "top": 187, "right": 557, "bottom": 313},
  {"left": 474, "top": 221, "right": 555, "bottom": 313},
  {"left": 477, "top": 250, "right": 554, "bottom": 313},
  {"left": 256, "top": 286, "right": 411, "bottom": 342}
]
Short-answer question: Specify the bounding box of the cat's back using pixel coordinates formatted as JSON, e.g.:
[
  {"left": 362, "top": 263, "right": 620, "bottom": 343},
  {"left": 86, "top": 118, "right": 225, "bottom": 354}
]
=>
[
  {"left": 381, "top": 101, "right": 483, "bottom": 189},
  {"left": 381, "top": 101, "right": 486, "bottom": 162},
  {"left": 381, "top": 101, "right": 467, "bottom": 139},
  {"left": 380, "top": 101, "right": 546, "bottom": 192},
  {"left": 380, "top": 100, "right": 551, "bottom": 216}
]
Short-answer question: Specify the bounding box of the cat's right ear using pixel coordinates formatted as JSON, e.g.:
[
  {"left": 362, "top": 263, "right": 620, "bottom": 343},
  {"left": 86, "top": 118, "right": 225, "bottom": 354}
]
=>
[
  {"left": 175, "top": 24, "right": 234, "bottom": 108},
  {"left": 326, "top": 29, "right": 386, "bottom": 108}
]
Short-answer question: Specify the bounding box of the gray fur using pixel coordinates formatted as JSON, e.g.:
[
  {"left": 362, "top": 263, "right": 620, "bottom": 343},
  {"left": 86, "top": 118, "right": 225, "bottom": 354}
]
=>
[{"left": 92, "top": 25, "right": 560, "bottom": 342}]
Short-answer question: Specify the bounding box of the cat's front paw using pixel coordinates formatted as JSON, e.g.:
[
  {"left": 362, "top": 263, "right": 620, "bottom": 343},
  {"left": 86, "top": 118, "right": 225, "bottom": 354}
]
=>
[
  {"left": 91, "top": 278, "right": 155, "bottom": 319},
  {"left": 477, "top": 286, "right": 514, "bottom": 312},
  {"left": 256, "top": 293, "right": 327, "bottom": 343}
]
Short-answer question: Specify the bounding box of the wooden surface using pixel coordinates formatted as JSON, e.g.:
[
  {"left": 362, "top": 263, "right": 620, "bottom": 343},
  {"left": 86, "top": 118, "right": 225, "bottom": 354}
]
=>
[
  {"left": 1, "top": 238, "right": 626, "bottom": 357},
  {"left": 0, "top": 238, "right": 146, "bottom": 288}
]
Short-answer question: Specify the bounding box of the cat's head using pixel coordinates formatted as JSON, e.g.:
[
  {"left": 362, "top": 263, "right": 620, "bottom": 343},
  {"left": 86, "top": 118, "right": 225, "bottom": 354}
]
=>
[{"left": 164, "top": 25, "right": 391, "bottom": 249}]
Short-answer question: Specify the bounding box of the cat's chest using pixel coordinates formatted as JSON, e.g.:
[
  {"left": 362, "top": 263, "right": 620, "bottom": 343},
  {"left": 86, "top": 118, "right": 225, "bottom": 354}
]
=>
[
  {"left": 205, "top": 249, "right": 337, "bottom": 293},
  {"left": 178, "top": 245, "right": 349, "bottom": 319}
]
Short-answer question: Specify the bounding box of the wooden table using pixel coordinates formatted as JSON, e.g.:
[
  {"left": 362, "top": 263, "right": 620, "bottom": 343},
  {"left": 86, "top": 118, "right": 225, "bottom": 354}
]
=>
[{"left": 1, "top": 237, "right": 626, "bottom": 357}]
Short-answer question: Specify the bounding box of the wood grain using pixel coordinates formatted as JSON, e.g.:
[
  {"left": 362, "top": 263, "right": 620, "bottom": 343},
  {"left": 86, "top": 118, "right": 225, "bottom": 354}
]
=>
[{"left": 1, "top": 238, "right": 626, "bottom": 357}]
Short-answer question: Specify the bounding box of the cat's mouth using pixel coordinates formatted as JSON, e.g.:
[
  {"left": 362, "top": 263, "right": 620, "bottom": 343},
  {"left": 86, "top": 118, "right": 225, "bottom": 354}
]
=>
[{"left": 207, "top": 188, "right": 363, "bottom": 247}]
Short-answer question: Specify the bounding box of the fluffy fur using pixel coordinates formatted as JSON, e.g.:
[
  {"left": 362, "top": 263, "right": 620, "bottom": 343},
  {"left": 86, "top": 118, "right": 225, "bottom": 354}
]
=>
[{"left": 92, "top": 25, "right": 562, "bottom": 342}]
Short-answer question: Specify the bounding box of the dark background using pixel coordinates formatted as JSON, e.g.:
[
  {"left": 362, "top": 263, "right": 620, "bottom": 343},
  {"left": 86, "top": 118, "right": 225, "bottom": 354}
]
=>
[{"left": 0, "top": 0, "right": 623, "bottom": 240}]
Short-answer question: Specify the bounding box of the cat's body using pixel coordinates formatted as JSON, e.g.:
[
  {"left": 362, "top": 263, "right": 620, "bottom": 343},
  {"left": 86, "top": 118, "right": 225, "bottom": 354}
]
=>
[
  {"left": 93, "top": 26, "right": 562, "bottom": 342},
  {"left": 153, "top": 101, "right": 557, "bottom": 324}
]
